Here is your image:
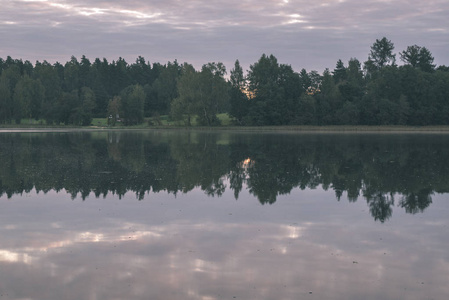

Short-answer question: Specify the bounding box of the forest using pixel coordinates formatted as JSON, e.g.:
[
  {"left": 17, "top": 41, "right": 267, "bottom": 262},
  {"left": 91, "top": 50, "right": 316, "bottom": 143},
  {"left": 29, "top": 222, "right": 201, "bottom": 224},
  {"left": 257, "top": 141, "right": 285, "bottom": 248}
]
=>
[{"left": 1, "top": 37, "right": 449, "bottom": 126}]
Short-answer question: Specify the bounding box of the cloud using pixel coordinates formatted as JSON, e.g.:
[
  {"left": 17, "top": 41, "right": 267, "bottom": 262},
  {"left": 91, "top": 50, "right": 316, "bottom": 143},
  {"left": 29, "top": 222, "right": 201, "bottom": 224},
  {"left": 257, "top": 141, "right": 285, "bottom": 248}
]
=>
[{"left": 0, "top": 0, "right": 448, "bottom": 71}]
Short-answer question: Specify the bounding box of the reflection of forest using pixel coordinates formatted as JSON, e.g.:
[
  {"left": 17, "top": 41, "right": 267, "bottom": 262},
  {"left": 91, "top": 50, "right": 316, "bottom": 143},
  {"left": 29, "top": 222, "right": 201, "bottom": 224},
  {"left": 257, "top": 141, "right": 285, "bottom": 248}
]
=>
[{"left": 1, "top": 131, "right": 447, "bottom": 222}]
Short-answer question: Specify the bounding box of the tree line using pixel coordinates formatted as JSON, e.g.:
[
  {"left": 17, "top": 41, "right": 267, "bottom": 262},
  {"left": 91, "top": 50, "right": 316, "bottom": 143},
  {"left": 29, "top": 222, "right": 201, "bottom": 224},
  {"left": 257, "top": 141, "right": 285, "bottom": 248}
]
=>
[{"left": 1, "top": 37, "right": 448, "bottom": 126}]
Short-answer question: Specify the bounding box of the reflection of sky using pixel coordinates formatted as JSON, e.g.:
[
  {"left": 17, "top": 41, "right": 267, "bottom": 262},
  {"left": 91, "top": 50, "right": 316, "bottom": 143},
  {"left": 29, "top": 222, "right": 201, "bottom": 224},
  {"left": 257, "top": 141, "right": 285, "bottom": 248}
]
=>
[{"left": 1, "top": 187, "right": 448, "bottom": 300}]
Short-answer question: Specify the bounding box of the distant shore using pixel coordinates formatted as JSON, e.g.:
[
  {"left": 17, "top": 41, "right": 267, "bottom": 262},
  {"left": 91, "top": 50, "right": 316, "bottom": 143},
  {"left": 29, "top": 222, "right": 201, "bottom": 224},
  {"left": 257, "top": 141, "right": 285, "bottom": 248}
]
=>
[{"left": 3, "top": 125, "right": 449, "bottom": 133}]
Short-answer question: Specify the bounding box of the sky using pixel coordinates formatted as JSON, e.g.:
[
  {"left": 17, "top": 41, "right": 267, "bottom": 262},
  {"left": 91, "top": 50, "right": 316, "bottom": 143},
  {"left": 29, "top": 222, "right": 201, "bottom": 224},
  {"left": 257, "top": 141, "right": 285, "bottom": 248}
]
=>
[{"left": 1, "top": 0, "right": 448, "bottom": 73}]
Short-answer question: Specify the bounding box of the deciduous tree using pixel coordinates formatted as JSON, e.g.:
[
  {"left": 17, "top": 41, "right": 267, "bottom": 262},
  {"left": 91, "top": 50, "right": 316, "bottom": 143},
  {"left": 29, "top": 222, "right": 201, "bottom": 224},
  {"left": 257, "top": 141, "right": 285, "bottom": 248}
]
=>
[
  {"left": 229, "top": 60, "right": 250, "bottom": 125},
  {"left": 107, "top": 96, "right": 122, "bottom": 126},
  {"left": 120, "top": 84, "right": 145, "bottom": 125},
  {"left": 13, "top": 75, "right": 45, "bottom": 123}
]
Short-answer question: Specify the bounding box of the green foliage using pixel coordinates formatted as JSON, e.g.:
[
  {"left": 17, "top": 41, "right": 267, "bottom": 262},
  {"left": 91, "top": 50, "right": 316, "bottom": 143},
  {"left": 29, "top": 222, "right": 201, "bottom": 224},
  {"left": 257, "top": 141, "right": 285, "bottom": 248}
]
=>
[
  {"left": 315, "top": 69, "right": 340, "bottom": 124},
  {"left": 400, "top": 45, "right": 435, "bottom": 72},
  {"left": 107, "top": 96, "right": 121, "bottom": 126},
  {"left": 171, "top": 62, "right": 229, "bottom": 126},
  {"left": 229, "top": 60, "right": 251, "bottom": 125},
  {"left": 120, "top": 84, "right": 145, "bottom": 125},
  {"left": 13, "top": 75, "right": 45, "bottom": 123},
  {"left": 170, "top": 63, "right": 198, "bottom": 126},
  {"left": 332, "top": 59, "right": 347, "bottom": 83},
  {"left": 336, "top": 101, "right": 360, "bottom": 125},
  {"left": 368, "top": 37, "right": 396, "bottom": 70},
  {"left": 246, "top": 54, "right": 302, "bottom": 125},
  {"left": 129, "top": 56, "right": 153, "bottom": 86},
  {"left": 63, "top": 56, "right": 80, "bottom": 92},
  {"left": 0, "top": 71, "right": 13, "bottom": 124},
  {"left": 0, "top": 37, "right": 447, "bottom": 127},
  {"left": 148, "top": 60, "right": 181, "bottom": 115},
  {"left": 196, "top": 62, "right": 229, "bottom": 126},
  {"left": 0, "top": 65, "right": 21, "bottom": 124},
  {"left": 296, "top": 94, "right": 316, "bottom": 124},
  {"left": 299, "top": 68, "right": 311, "bottom": 91},
  {"left": 80, "top": 87, "right": 96, "bottom": 125}
]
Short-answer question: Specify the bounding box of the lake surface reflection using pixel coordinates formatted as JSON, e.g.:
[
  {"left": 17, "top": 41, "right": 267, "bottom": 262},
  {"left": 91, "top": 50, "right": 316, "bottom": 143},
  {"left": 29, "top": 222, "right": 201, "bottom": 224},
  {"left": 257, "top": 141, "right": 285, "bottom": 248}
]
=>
[{"left": 0, "top": 130, "right": 448, "bottom": 300}]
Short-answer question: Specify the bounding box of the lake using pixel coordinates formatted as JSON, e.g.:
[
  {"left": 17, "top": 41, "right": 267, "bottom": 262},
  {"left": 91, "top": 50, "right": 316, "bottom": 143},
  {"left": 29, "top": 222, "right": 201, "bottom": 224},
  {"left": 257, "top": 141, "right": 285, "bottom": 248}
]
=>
[{"left": 0, "top": 129, "right": 448, "bottom": 300}]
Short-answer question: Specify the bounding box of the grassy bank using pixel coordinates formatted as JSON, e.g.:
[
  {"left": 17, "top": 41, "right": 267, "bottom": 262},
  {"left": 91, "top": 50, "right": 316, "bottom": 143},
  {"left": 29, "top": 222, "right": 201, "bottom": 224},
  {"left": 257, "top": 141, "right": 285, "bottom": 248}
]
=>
[{"left": 3, "top": 115, "right": 449, "bottom": 132}]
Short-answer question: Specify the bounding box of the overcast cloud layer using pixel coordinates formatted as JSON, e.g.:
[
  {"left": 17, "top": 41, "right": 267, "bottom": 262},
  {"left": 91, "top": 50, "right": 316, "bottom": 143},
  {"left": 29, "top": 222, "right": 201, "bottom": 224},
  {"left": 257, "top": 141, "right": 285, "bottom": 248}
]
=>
[{"left": 1, "top": 0, "right": 448, "bottom": 72}]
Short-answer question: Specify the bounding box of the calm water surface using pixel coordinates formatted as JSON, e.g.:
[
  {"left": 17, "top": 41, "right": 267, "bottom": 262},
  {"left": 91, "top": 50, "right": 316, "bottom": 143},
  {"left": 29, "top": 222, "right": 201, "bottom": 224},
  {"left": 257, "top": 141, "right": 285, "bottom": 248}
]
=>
[{"left": 0, "top": 130, "right": 448, "bottom": 300}]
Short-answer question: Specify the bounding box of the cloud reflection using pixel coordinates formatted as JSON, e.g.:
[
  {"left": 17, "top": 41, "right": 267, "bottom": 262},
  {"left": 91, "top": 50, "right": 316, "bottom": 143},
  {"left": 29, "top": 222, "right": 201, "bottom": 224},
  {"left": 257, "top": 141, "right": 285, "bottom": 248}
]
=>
[
  {"left": 1, "top": 189, "right": 448, "bottom": 300},
  {"left": 0, "top": 250, "right": 34, "bottom": 264}
]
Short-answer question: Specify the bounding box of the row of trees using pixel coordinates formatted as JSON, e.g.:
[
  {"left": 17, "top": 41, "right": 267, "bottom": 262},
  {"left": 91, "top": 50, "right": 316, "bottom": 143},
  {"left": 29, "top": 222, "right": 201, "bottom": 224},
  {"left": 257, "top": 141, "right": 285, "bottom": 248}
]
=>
[
  {"left": 230, "top": 38, "right": 449, "bottom": 126},
  {"left": 0, "top": 56, "right": 181, "bottom": 125},
  {"left": 1, "top": 37, "right": 448, "bottom": 126}
]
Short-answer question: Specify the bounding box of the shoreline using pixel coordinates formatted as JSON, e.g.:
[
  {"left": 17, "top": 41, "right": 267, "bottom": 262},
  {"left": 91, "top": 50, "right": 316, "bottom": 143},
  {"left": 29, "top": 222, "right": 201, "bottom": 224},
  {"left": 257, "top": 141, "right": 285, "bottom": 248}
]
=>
[{"left": 3, "top": 125, "right": 449, "bottom": 133}]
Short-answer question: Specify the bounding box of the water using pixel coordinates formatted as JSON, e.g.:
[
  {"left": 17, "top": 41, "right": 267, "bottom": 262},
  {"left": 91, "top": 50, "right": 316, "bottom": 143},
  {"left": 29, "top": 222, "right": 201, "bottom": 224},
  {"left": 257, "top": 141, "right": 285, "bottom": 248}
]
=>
[{"left": 0, "top": 130, "right": 448, "bottom": 300}]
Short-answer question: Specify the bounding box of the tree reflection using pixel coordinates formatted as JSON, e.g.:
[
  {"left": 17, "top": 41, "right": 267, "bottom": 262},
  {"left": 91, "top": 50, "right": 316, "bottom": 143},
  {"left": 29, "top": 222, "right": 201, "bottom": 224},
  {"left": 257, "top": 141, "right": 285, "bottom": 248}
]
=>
[
  {"left": 0, "top": 131, "right": 448, "bottom": 222},
  {"left": 366, "top": 192, "right": 394, "bottom": 223},
  {"left": 399, "top": 189, "right": 433, "bottom": 214}
]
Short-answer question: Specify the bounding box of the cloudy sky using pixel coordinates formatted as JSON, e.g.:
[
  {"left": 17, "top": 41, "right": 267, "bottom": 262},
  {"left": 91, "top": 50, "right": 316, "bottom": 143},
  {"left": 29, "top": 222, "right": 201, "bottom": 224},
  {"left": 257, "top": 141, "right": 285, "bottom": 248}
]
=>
[{"left": 1, "top": 0, "right": 448, "bottom": 72}]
